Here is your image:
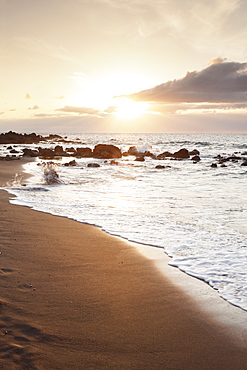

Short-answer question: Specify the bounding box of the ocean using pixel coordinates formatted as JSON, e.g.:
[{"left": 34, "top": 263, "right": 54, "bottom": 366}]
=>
[{"left": 2, "top": 133, "right": 247, "bottom": 311}]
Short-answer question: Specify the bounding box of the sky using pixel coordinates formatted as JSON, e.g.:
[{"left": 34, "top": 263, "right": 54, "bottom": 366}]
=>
[{"left": 1, "top": 0, "right": 247, "bottom": 133}]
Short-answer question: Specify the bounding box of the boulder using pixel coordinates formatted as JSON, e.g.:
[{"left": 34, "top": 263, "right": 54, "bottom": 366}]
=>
[
  {"left": 135, "top": 156, "right": 145, "bottom": 162},
  {"left": 93, "top": 144, "right": 122, "bottom": 159},
  {"left": 22, "top": 148, "right": 39, "bottom": 157},
  {"left": 241, "top": 160, "right": 247, "bottom": 166},
  {"left": 54, "top": 145, "right": 65, "bottom": 155},
  {"left": 211, "top": 163, "right": 217, "bottom": 168},
  {"left": 38, "top": 148, "right": 55, "bottom": 158},
  {"left": 64, "top": 160, "right": 77, "bottom": 166},
  {"left": 75, "top": 147, "right": 93, "bottom": 157},
  {"left": 157, "top": 151, "right": 173, "bottom": 160},
  {"left": 172, "top": 148, "right": 190, "bottom": 159},
  {"left": 155, "top": 165, "right": 165, "bottom": 169},
  {"left": 191, "top": 155, "right": 201, "bottom": 162},
  {"left": 189, "top": 149, "right": 200, "bottom": 156},
  {"left": 127, "top": 146, "right": 139, "bottom": 156}
]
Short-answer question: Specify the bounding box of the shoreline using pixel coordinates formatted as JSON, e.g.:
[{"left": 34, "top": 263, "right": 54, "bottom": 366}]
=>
[{"left": 1, "top": 159, "right": 247, "bottom": 369}]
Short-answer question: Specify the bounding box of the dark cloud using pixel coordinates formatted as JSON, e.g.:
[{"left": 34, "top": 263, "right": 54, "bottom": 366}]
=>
[{"left": 125, "top": 59, "right": 247, "bottom": 104}]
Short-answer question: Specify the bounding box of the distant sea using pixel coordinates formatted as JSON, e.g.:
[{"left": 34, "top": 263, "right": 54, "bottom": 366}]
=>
[{"left": 3, "top": 133, "right": 247, "bottom": 311}]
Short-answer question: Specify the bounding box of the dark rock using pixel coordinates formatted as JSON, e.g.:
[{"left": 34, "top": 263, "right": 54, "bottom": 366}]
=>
[
  {"left": 172, "top": 148, "right": 190, "bottom": 159},
  {"left": 135, "top": 156, "right": 145, "bottom": 162},
  {"left": 143, "top": 151, "right": 157, "bottom": 159},
  {"left": 93, "top": 144, "right": 122, "bottom": 159},
  {"left": 155, "top": 165, "right": 165, "bottom": 169},
  {"left": 38, "top": 148, "right": 55, "bottom": 158},
  {"left": 127, "top": 146, "right": 139, "bottom": 156},
  {"left": 157, "top": 151, "right": 173, "bottom": 160},
  {"left": 87, "top": 163, "right": 100, "bottom": 168},
  {"left": 241, "top": 160, "right": 247, "bottom": 166},
  {"left": 64, "top": 160, "right": 77, "bottom": 166},
  {"left": 0, "top": 131, "right": 44, "bottom": 144},
  {"left": 54, "top": 145, "right": 65, "bottom": 155},
  {"left": 211, "top": 163, "right": 217, "bottom": 168},
  {"left": 189, "top": 149, "right": 200, "bottom": 156},
  {"left": 220, "top": 164, "right": 227, "bottom": 167},
  {"left": 75, "top": 147, "right": 93, "bottom": 157},
  {"left": 7, "top": 146, "right": 12, "bottom": 150},
  {"left": 9, "top": 149, "right": 19, "bottom": 154},
  {"left": 66, "top": 147, "right": 76, "bottom": 153},
  {"left": 191, "top": 155, "right": 201, "bottom": 162},
  {"left": 22, "top": 148, "right": 39, "bottom": 157},
  {"left": 109, "top": 160, "right": 119, "bottom": 165}
]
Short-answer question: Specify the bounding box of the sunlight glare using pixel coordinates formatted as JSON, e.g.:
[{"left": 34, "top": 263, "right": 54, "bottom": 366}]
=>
[{"left": 114, "top": 98, "right": 148, "bottom": 119}]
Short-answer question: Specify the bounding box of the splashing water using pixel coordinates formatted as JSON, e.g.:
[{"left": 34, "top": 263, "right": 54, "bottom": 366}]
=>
[{"left": 43, "top": 163, "right": 63, "bottom": 185}]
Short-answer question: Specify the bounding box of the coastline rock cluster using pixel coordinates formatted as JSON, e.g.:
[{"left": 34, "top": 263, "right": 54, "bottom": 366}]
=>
[{"left": 0, "top": 131, "right": 246, "bottom": 168}]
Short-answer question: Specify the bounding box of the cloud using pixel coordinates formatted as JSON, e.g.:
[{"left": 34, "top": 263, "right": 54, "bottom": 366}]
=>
[
  {"left": 56, "top": 106, "right": 101, "bottom": 116},
  {"left": 125, "top": 59, "right": 247, "bottom": 105},
  {"left": 56, "top": 105, "right": 117, "bottom": 117},
  {"left": 28, "top": 105, "right": 40, "bottom": 110}
]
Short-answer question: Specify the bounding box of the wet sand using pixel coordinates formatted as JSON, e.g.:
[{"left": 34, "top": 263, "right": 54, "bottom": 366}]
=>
[{"left": 0, "top": 159, "right": 247, "bottom": 369}]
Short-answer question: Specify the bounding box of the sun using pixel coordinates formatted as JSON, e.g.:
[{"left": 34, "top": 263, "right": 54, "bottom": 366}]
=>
[{"left": 114, "top": 98, "right": 148, "bottom": 119}]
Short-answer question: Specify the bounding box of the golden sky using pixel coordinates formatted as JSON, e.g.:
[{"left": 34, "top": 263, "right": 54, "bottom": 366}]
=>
[{"left": 1, "top": 0, "right": 247, "bottom": 133}]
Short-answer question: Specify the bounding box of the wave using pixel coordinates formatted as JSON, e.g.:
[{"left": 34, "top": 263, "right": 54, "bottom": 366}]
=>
[{"left": 43, "top": 162, "right": 63, "bottom": 185}]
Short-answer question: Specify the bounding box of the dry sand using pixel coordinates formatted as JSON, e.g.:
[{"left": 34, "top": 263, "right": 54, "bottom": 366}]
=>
[{"left": 0, "top": 159, "right": 247, "bottom": 369}]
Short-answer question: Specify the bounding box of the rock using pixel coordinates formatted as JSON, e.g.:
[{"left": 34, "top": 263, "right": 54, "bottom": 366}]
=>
[
  {"left": 211, "top": 163, "right": 217, "bottom": 168},
  {"left": 64, "top": 160, "right": 77, "bottom": 166},
  {"left": 191, "top": 155, "right": 201, "bottom": 162},
  {"left": 54, "top": 145, "right": 65, "bottom": 155},
  {"left": 155, "top": 165, "right": 165, "bottom": 169},
  {"left": 157, "top": 151, "right": 173, "bottom": 160},
  {"left": 75, "top": 147, "right": 93, "bottom": 157},
  {"left": 38, "top": 148, "right": 55, "bottom": 158},
  {"left": 241, "top": 160, "right": 247, "bottom": 166},
  {"left": 93, "top": 144, "right": 122, "bottom": 159},
  {"left": 127, "top": 146, "right": 139, "bottom": 156},
  {"left": 9, "top": 149, "right": 19, "bottom": 154},
  {"left": 172, "top": 148, "right": 190, "bottom": 159},
  {"left": 87, "top": 163, "right": 100, "bottom": 168},
  {"left": 109, "top": 160, "right": 119, "bottom": 165},
  {"left": 22, "top": 148, "right": 39, "bottom": 157},
  {"left": 135, "top": 156, "right": 145, "bottom": 162},
  {"left": 189, "top": 149, "right": 200, "bottom": 156},
  {"left": 66, "top": 147, "right": 76, "bottom": 153},
  {"left": 0, "top": 131, "right": 44, "bottom": 144},
  {"left": 143, "top": 151, "right": 157, "bottom": 159}
]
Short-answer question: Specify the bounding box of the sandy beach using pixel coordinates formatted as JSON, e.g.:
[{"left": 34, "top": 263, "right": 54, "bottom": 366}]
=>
[{"left": 0, "top": 159, "right": 247, "bottom": 369}]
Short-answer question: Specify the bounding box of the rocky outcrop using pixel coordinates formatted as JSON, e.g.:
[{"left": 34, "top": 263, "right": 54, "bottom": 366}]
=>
[
  {"left": 0, "top": 131, "right": 44, "bottom": 144},
  {"left": 93, "top": 144, "right": 122, "bottom": 159}
]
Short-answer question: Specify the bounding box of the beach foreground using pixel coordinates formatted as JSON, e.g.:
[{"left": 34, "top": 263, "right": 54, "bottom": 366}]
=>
[{"left": 0, "top": 160, "right": 247, "bottom": 369}]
